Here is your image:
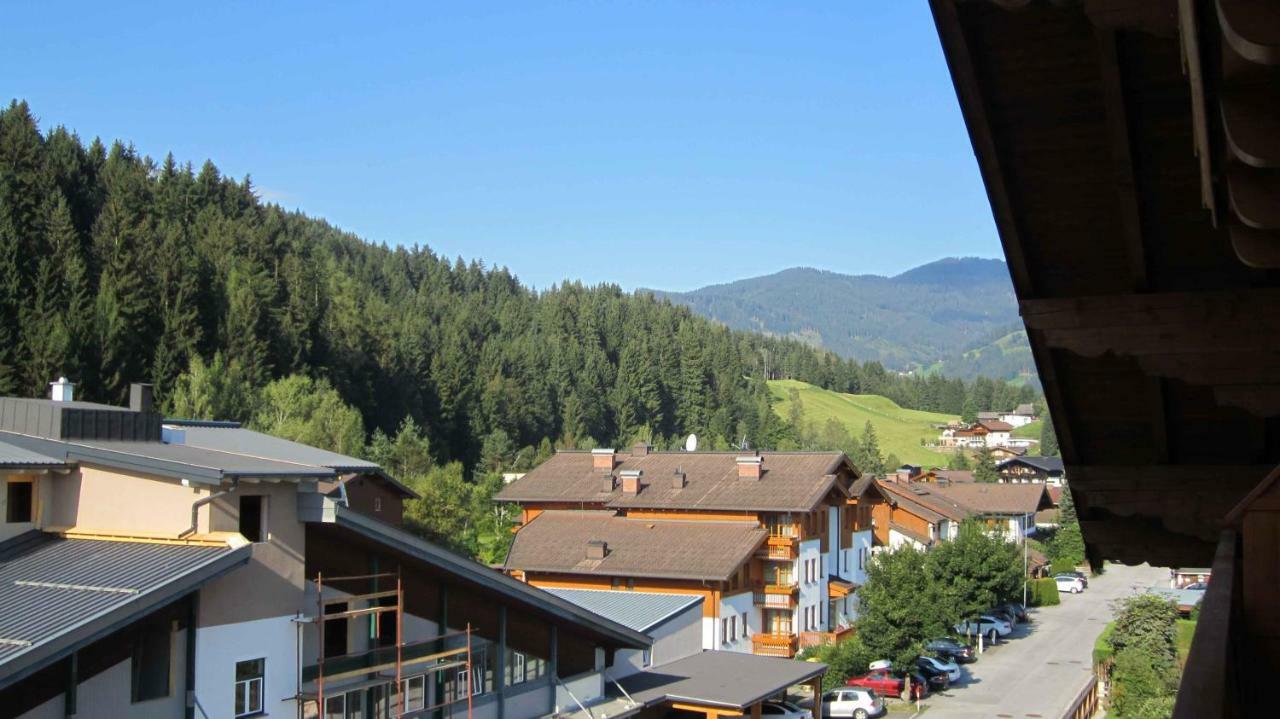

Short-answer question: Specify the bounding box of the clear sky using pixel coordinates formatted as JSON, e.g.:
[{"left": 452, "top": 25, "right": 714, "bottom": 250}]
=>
[{"left": 4, "top": 1, "right": 999, "bottom": 291}]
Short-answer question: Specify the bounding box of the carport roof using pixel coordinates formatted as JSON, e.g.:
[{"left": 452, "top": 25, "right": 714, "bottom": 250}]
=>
[{"left": 619, "top": 651, "right": 827, "bottom": 710}]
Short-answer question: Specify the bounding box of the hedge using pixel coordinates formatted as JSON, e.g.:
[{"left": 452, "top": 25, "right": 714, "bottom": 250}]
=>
[
  {"left": 1029, "top": 577, "right": 1060, "bottom": 607},
  {"left": 1050, "top": 557, "right": 1080, "bottom": 576}
]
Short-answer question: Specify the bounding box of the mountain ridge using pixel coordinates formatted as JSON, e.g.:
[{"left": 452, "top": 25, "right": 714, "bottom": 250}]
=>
[{"left": 644, "top": 257, "right": 1037, "bottom": 382}]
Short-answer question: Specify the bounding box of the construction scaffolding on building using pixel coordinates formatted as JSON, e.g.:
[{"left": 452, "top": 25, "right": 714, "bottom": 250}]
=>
[{"left": 298, "top": 570, "right": 474, "bottom": 719}]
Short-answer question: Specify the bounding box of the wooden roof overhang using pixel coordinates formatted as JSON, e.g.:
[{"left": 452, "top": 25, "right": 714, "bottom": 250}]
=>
[{"left": 929, "top": 0, "right": 1280, "bottom": 567}]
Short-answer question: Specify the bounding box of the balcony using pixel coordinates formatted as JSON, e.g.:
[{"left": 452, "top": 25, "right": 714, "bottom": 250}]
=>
[
  {"left": 798, "top": 626, "right": 855, "bottom": 650},
  {"left": 758, "top": 537, "right": 799, "bottom": 561},
  {"left": 751, "top": 633, "right": 798, "bottom": 658},
  {"left": 753, "top": 580, "right": 799, "bottom": 609}
]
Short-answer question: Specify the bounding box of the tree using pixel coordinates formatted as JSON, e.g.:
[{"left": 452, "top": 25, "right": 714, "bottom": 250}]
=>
[
  {"left": 972, "top": 445, "right": 1000, "bottom": 483},
  {"left": 1050, "top": 486, "right": 1086, "bottom": 566},
  {"left": 855, "top": 421, "right": 886, "bottom": 477},
  {"left": 856, "top": 545, "right": 946, "bottom": 668},
  {"left": 925, "top": 520, "right": 1023, "bottom": 628},
  {"left": 1040, "top": 414, "right": 1060, "bottom": 456},
  {"left": 166, "top": 353, "right": 257, "bottom": 422},
  {"left": 961, "top": 396, "right": 978, "bottom": 425},
  {"left": 1108, "top": 595, "right": 1181, "bottom": 716},
  {"left": 403, "top": 462, "right": 476, "bottom": 555},
  {"left": 947, "top": 451, "right": 971, "bottom": 470},
  {"left": 365, "top": 416, "right": 433, "bottom": 479},
  {"left": 251, "top": 374, "right": 365, "bottom": 457}
]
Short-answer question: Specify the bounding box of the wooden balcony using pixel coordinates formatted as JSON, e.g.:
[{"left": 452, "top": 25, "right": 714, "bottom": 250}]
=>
[
  {"left": 798, "top": 626, "right": 855, "bottom": 650},
  {"left": 751, "top": 633, "right": 798, "bottom": 658},
  {"left": 758, "top": 537, "right": 799, "bottom": 561},
  {"left": 753, "top": 581, "right": 799, "bottom": 609}
]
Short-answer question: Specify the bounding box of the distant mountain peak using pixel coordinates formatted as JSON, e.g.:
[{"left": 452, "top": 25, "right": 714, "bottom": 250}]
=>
[{"left": 891, "top": 257, "right": 1010, "bottom": 286}]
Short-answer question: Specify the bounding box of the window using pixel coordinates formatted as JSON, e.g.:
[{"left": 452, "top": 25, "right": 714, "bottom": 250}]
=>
[
  {"left": 131, "top": 622, "right": 171, "bottom": 702},
  {"left": 373, "top": 496, "right": 383, "bottom": 512},
  {"left": 234, "top": 658, "right": 265, "bottom": 717},
  {"left": 721, "top": 618, "right": 728, "bottom": 643},
  {"left": 642, "top": 648, "right": 652, "bottom": 667},
  {"left": 402, "top": 675, "right": 425, "bottom": 711},
  {"left": 5, "top": 480, "right": 32, "bottom": 523},
  {"left": 741, "top": 612, "right": 749, "bottom": 636},
  {"left": 324, "top": 602, "right": 348, "bottom": 658},
  {"left": 239, "top": 495, "right": 265, "bottom": 543},
  {"left": 511, "top": 652, "right": 527, "bottom": 684},
  {"left": 324, "top": 693, "right": 345, "bottom": 719},
  {"left": 729, "top": 615, "right": 737, "bottom": 641}
]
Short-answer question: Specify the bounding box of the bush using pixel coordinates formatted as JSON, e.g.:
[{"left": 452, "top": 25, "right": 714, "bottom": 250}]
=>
[
  {"left": 805, "top": 634, "right": 876, "bottom": 690},
  {"left": 1028, "top": 577, "right": 1060, "bottom": 607},
  {"left": 1050, "top": 556, "right": 1079, "bottom": 576}
]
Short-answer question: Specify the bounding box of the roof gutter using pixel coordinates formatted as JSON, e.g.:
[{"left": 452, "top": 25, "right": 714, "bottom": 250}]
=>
[{"left": 180, "top": 479, "right": 238, "bottom": 538}]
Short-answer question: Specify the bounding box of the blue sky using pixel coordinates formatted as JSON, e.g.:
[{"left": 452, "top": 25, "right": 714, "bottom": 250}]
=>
[{"left": 4, "top": 1, "right": 998, "bottom": 291}]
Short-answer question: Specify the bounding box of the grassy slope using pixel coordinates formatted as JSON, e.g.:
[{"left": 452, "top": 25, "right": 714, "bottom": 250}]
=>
[
  {"left": 768, "top": 379, "right": 956, "bottom": 466},
  {"left": 1013, "top": 420, "right": 1043, "bottom": 439}
]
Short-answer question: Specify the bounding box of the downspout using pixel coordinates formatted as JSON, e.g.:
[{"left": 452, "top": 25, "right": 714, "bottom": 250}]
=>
[{"left": 180, "top": 479, "right": 238, "bottom": 538}]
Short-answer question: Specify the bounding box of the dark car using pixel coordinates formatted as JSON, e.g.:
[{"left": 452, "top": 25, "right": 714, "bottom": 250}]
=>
[
  {"left": 913, "top": 658, "right": 952, "bottom": 691},
  {"left": 988, "top": 607, "right": 1018, "bottom": 626},
  {"left": 924, "top": 638, "right": 976, "bottom": 664},
  {"left": 998, "top": 601, "right": 1029, "bottom": 623},
  {"left": 1067, "top": 571, "right": 1089, "bottom": 588},
  {"left": 895, "top": 671, "right": 931, "bottom": 699}
]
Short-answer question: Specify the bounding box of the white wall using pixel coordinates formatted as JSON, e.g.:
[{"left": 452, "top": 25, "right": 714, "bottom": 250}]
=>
[
  {"left": 554, "top": 670, "right": 604, "bottom": 712},
  {"left": 888, "top": 528, "right": 928, "bottom": 551},
  {"left": 193, "top": 613, "right": 298, "bottom": 719},
  {"left": 797, "top": 538, "right": 825, "bottom": 632},
  {"left": 848, "top": 529, "right": 873, "bottom": 586},
  {"left": 611, "top": 600, "right": 703, "bottom": 678},
  {"left": 718, "top": 590, "right": 755, "bottom": 653}
]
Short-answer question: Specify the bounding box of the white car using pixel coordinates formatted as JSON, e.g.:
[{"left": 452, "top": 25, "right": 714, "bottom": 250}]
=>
[
  {"left": 954, "top": 615, "right": 1013, "bottom": 643},
  {"left": 814, "top": 688, "right": 885, "bottom": 719},
  {"left": 918, "top": 654, "right": 962, "bottom": 683},
  {"left": 761, "top": 700, "right": 812, "bottom": 719},
  {"left": 1055, "top": 574, "right": 1086, "bottom": 594}
]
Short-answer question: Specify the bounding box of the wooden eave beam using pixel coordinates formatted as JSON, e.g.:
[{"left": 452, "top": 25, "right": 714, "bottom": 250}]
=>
[{"left": 1096, "top": 26, "right": 1150, "bottom": 292}]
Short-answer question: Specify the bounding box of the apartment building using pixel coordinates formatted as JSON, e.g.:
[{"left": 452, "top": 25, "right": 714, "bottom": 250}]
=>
[
  {"left": 875, "top": 478, "right": 1052, "bottom": 548},
  {"left": 0, "top": 382, "right": 654, "bottom": 719},
  {"left": 495, "top": 446, "right": 883, "bottom": 658}
]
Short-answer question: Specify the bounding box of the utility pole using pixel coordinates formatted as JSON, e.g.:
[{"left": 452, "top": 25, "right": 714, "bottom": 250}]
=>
[{"left": 1022, "top": 514, "right": 1029, "bottom": 607}]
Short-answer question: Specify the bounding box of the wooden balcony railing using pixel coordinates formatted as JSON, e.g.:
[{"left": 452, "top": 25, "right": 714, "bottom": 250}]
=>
[
  {"left": 758, "top": 539, "right": 798, "bottom": 560},
  {"left": 798, "top": 626, "right": 855, "bottom": 650},
  {"left": 754, "top": 590, "right": 797, "bottom": 610},
  {"left": 751, "top": 633, "right": 798, "bottom": 658}
]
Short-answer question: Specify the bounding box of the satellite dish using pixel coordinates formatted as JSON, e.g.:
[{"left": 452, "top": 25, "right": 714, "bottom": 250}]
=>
[{"left": 685, "top": 434, "right": 698, "bottom": 452}]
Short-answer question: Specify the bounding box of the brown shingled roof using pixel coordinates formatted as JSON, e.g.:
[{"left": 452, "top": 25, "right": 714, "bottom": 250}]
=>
[
  {"left": 504, "top": 510, "right": 767, "bottom": 581},
  {"left": 496, "top": 451, "right": 854, "bottom": 512},
  {"left": 877, "top": 480, "right": 968, "bottom": 523},
  {"left": 929, "top": 483, "right": 1052, "bottom": 515}
]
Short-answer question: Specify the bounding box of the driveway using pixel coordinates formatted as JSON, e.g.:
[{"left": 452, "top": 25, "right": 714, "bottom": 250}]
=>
[{"left": 922, "top": 562, "right": 1169, "bottom": 718}]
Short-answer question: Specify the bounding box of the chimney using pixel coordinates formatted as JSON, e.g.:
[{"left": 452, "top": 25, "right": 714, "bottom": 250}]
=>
[
  {"left": 621, "top": 469, "right": 643, "bottom": 495},
  {"left": 592, "top": 448, "right": 616, "bottom": 473},
  {"left": 129, "top": 383, "right": 154, "bottom": 413},
  {"left": 586, "top": 540, "right": 608, "bottom": 560},
  {"left": 631, "top": 442, "right": 651, "bottom": 457},
  {"left": 601, "top": 475, "right": 617, "bottom": 493},
  {"left": 672, "top": 468, "right": 687, "bottom": 489},
  {"left": 50, "top": 377, "right": 75, "bottom": 402},
  {"left": 737, "top": 454, "right": 763, "bottom": 480}
]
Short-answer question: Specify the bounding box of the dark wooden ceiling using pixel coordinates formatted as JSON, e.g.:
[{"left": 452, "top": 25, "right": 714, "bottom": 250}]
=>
[{"left": 930, "top": 0, "right": 1280, "bottom": 566}]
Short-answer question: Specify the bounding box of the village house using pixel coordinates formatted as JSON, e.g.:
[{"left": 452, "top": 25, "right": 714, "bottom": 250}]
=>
[
  {"left": 999, "top": 404, "right": 1038, "bottom": 428},
  {"left": 874, "top": 478, "right": 1051, "bottom": 548},
  {"left": 996, "top": 456, "right": 1066, "bottom": 487},
  {"left": 0, "top": 382, "right": 823, "bottom": 719},
  {"left": 495, "top": 447, "right": 884, "bottom": 658}
]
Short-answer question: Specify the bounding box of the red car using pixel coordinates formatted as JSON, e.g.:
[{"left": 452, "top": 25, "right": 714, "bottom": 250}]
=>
[{"left": 845, "top": 670, "right": 925, "bottom": 700}]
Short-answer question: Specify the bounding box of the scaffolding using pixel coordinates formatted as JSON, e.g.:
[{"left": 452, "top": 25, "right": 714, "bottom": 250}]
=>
[{"left": 300, "top": 571, "right": 474, "bottom": 719}]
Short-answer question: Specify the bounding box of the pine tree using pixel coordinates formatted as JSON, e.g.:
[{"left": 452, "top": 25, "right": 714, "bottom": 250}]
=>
[
  {"left": 1040, "top": 414, "right": 1060, "bottom": 456},
  {"left": 856, "top": 421, "right": 886, "bottom": 477},
  {"left": 973, "top": 445, "right": 1000, "bottom": 482},
  {"left": 0, "top": 213, "right": 21, "bottom": 394},
  {"left": 21, "top": 193, "right": 84, "bottom": 393}
]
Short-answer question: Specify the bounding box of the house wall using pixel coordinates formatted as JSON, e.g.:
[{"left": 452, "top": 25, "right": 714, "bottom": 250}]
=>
[
  {"left": 341, "top": 475, "right": 405, "bottom": 526},
  {"left": 848, "top": 529, "right": 873, "bottom": 586},
  {"left": 18, "top": 627, "right": 189, "bottom": 719},
  {"left": 48, "top": 464, "right": 211, "bottom": 535},
  {"left": 201, "top": 482, "right": 307, "bottom": 626},
  {"left": 192, "top": 612, "right": 298, "bottom": 719},
  {"left": 611, "top": 600, "right": 703, "bottom": 678},
  {"left": 718, "top": 590, "right": 754, "bottom": 653},
  {"left": 1, "top": 471, "right": 44, "bottom": 541},
  {"left": 797, "top": 538, "right": 825, "bottom": 632}
]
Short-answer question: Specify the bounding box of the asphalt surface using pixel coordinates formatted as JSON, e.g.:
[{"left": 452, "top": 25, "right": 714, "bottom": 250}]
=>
[{"left": 920, "top": 563, "right": 1169, "bottom": 718}]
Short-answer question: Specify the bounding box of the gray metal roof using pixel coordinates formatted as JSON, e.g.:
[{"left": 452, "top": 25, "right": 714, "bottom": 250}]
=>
[
  {"left": 325, "top": 505, "right": 651, "bottom": 650},
  {"left": 0, "top": 532, "right": 250, "bottom": 688},
  {"left": 0, "top": 431, "right": 338, "bottom": 484},
  {"left": 619, "top": 651, "right": 827, "bottom": 710},
  {"left": 543, "top": 588, "right": 702, "bottom": 633},
  {"left": 174, "top": 425, "right": 379, "bottom": 473},
  {"left": 0, "top": 439, "right": 67, "bottom": 468}
]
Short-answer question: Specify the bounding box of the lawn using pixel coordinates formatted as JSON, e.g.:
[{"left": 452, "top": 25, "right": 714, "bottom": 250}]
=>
[
  {"left": 1012, "top": 420, "right": 1042, "bottom": 439},
  {"left": 768, "top": 379, "right": 957, "bottom": 466},
  {"left": 1176, "top": 619, "right": 1196, "bottom": 667}
]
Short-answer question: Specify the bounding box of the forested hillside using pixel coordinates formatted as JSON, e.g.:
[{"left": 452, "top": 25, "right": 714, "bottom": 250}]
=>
[
  {"left": 0, "top": 100, "right": 1038, "bottom": 474},
  {"left": 646, "top": 258, "right": 1024, "bottom": 374}
]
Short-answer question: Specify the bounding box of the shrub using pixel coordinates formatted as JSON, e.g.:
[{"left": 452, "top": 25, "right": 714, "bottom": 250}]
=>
[
  {"left": 806, "top": 634, "right": 876, "bottom": 690},
  {"left": 1050, "top": 556, "right": 1079, "bottom": 576},
  {"left": 1028, "top": 577, "right": 1060, "bottom": 607}
]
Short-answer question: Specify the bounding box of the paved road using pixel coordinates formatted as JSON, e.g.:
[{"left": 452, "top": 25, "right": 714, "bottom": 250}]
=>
[{"left": 922, "top": 563, "right": 1169, "bottom": 718}]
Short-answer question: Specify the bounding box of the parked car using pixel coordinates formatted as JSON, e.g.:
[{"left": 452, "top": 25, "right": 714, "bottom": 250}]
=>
[
  {"left": 895, "top": 670, "right": 931, "bottom": 699},
  {"left": 1055, "top": 574, "right": 1086, "bottom": 594},
  {"left": 762, "top": 700, "right": 812, "bottom": 719},
  {"left": 987, "top": 607, "right": 1018, "bottom": 626},
  {"left": 912, "top": 660, "right": 951, "bottom": 691},
  {"left": 924, "top": 637, "right": 976, "bottom": 664},
  {"left": 808, "top": 688, "right": 885, "bottom": 719},
  {"left": 917, "top": 655, "right": 962, "bottom": 683},
  {"left": 997, "top": 601, "right": 1029, "bottom": 622},
  {"left": 954, "top": 615, "right": 1013, "bottom": 643},
  {"left": 1066, "top": 571, "right": 1089, "bottom": 588},
  {"left": 846, "top": 668, "right": 925, "bottom": 701},
  {"left": 1184, "top": 581, "right": 1209, "bottom": 590}
]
